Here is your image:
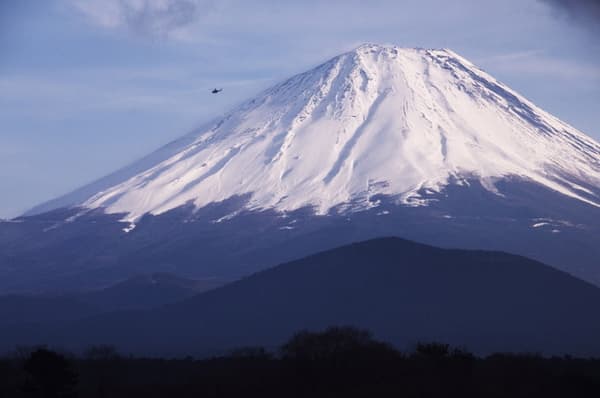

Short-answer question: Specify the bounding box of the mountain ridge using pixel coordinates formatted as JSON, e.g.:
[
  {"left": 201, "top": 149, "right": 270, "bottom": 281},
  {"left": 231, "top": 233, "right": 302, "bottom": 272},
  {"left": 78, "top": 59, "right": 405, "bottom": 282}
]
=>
[
  {"left": 0, "top": 272, "right": 224, "bottom": 327},
  {"left": 3, "top": 237, "right": 600, "bottom": 356}
]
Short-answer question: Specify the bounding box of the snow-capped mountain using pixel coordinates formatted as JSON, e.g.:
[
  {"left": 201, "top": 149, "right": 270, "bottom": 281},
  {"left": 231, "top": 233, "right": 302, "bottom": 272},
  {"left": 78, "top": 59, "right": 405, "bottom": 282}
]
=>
[
  {"left": 4, "top": 44, "right": 600, "bottom": 293},
  {"left": 27, "top": 44, "right": 600, "bottom": 224}
]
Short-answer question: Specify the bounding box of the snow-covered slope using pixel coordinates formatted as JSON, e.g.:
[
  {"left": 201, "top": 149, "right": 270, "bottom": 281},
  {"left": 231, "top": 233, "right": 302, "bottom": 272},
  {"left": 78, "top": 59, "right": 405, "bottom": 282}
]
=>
[{"left": 28, "top": 44, "right": 600, "bottom": 223}]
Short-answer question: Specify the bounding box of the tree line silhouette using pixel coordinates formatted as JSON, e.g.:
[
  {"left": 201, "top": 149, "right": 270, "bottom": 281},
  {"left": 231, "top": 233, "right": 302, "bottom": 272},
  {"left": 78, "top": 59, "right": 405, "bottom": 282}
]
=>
[{"left": 1, "top": 326, "right": 599, "bottom": 397}]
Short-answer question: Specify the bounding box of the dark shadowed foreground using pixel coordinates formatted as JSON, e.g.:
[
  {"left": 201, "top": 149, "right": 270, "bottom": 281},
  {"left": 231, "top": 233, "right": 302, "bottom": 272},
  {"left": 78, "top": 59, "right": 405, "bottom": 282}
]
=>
[{"left": 1, "top": 327, "right": 600, "bottom": 398}]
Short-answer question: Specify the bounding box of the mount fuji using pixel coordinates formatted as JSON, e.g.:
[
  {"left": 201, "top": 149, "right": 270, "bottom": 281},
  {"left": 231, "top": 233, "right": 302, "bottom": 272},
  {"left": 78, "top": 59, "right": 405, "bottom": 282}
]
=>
[{"left": 2, "top": 44, "right": 600, "bottom": 293}]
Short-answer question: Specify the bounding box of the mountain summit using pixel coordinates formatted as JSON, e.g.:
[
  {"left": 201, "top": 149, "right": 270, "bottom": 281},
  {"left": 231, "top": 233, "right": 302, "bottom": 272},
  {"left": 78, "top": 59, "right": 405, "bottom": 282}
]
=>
[{"left": 27, "top": 44, "right": 600, "bottom": 223}]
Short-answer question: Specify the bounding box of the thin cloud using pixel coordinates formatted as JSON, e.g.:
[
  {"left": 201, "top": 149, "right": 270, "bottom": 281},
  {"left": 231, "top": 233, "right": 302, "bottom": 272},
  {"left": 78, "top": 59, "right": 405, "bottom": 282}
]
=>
[{"left": 68, "top": 0, "right": 215, "bottom": 39}]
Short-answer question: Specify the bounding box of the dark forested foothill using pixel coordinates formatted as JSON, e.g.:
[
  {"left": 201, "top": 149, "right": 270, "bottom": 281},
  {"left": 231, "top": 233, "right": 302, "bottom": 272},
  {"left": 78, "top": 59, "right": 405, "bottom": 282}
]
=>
[{"left": 1, "top": 327, "right": 599, "bottom": 398}]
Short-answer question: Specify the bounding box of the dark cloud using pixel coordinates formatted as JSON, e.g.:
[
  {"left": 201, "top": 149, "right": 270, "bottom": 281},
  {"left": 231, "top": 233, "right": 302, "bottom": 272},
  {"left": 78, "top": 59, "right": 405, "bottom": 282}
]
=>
[{"left": 540, "top": 0, "right": 600, "bottom": 31}]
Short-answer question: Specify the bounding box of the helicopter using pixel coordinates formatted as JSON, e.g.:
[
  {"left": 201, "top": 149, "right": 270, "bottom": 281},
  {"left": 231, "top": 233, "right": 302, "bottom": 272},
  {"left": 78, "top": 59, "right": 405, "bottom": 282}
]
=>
[{"left": 211, "top": 88, "right": 223, "bottom": 94}]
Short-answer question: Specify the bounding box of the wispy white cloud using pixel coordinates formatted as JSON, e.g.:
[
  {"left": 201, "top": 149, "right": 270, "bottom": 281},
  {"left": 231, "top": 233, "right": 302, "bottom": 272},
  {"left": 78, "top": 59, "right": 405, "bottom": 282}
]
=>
[
  {"left": 68, "top": 0, "right": 215, "bottom": 39},
  {"left": 477, "top": 50, "right": 600, "bottom": 82},
  {"left": 0, "top": 67, "right": 271, "bottom": 121}
]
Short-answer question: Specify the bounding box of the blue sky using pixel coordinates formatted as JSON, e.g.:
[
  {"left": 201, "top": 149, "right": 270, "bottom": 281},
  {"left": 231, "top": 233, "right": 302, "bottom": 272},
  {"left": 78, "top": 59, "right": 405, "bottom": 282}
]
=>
[{"left": 1, "top": 0, "right": 599, "bottom": 218}]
